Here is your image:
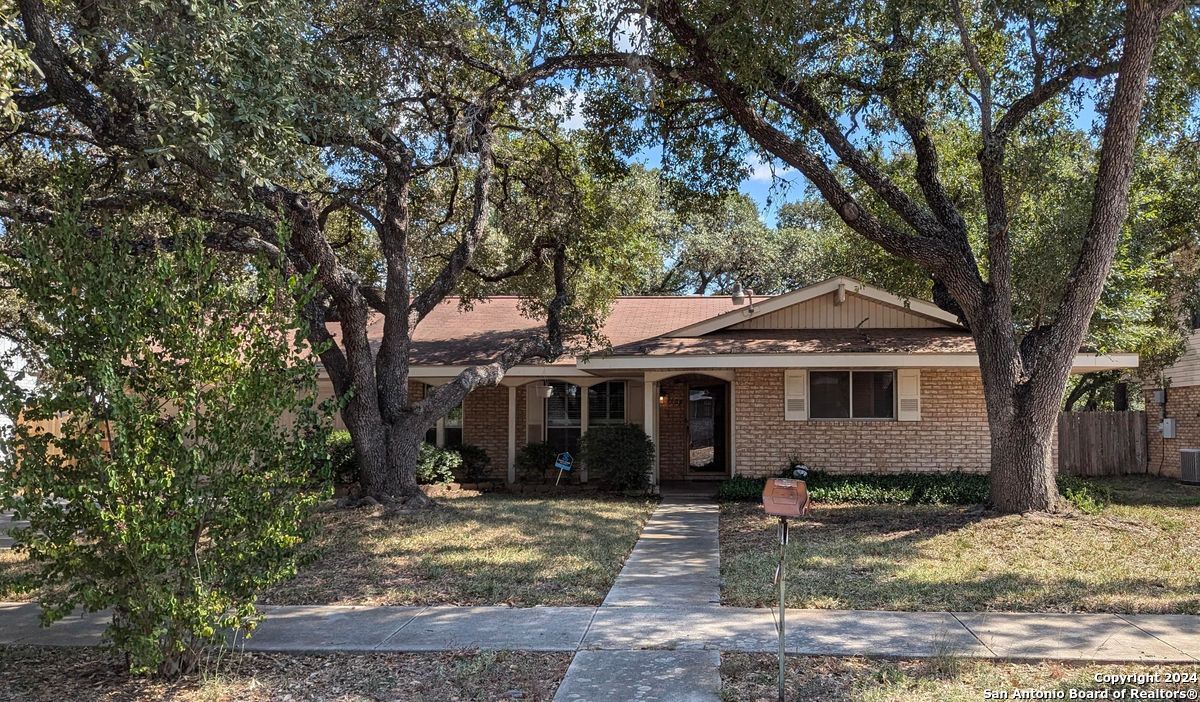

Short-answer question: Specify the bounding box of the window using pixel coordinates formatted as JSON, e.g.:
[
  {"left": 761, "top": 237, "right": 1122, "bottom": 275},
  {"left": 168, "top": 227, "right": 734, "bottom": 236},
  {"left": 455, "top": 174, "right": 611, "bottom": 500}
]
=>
[
  {"left": 545, "top": 381, "right": 581, "bottom": 455},
  {"left": 809, "top": 371, "right": 895, "bottom": 419},
  {"left": 443, "top": 402, "right": 463, "bottom": 448},
  {"left": 588, "top": 381, "right": 626, "bottom": 427},
  {"left": 421, "top": 384, "right": 463, "bottom": 447}
]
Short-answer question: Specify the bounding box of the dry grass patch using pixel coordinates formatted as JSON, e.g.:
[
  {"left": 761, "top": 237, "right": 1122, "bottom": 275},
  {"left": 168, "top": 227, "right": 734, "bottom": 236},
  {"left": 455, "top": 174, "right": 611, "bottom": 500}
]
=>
[
  {"left": 0, "top": 645, "right": 569, "bottom": 702},
  {"left": 264, "top": 493, "right": 656, "bottom": 607},
  {"left": 720, "top": 653, "right": 1200, "bottom": 702},
  {"left": 0, "top": 550, "right": 36, "bottom": 602},
  {"left": 721, "top": 476, "right": 1200, "bottom": 613}
]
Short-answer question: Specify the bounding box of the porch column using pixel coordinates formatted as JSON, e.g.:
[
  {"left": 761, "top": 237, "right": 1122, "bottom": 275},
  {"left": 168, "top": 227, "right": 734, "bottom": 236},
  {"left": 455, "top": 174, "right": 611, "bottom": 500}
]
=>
[
  {"left": 644, "top": 378, "right": 659, "bottom": 485},
  {"left": 579, "top": 388, "right": 589, "bottom": 484},
  {"left": 506, "top": 385, "right": 517, "bottom": 484}
]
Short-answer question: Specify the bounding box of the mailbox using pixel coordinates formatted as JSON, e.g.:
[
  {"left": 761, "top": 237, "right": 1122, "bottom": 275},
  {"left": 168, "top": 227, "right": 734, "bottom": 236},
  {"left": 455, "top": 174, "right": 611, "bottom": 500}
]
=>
[{"left": 762, "top": 478, "right": 811, "bottom": 518}]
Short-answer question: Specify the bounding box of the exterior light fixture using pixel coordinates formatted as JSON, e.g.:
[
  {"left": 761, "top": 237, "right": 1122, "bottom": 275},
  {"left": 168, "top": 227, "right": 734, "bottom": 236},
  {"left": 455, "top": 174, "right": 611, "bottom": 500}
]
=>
[
  {"left": 731, "top": 282, "right": 755, "bottom": 313},
  {"left": 658, "top": 392, "right": 667, "bottom": 407},
  {"left": 542, "top": 383, "right": 555, "bottom": 399}
]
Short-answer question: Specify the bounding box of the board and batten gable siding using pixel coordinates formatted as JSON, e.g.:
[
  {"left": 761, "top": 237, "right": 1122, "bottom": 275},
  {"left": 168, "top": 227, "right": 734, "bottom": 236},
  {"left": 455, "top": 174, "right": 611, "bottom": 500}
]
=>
[
  {"left": 732, "top": 367, "right": 1058, "bottom": 476},
  {"left": 729, "top": 291, "right": 951, "bottom": 330},
  {"left": 1161, "top": 330, "right": 1200, "bottom": 388}
]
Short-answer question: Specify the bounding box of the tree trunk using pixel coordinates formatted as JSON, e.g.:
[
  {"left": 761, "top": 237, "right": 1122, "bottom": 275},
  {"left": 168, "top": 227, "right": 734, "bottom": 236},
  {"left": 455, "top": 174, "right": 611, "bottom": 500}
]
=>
[
  {"left": 385, "top": 422, "right": 434, "bottom": 508},
  {"left": 988, "top": 409, "right": 1059, "bottom": 513}
]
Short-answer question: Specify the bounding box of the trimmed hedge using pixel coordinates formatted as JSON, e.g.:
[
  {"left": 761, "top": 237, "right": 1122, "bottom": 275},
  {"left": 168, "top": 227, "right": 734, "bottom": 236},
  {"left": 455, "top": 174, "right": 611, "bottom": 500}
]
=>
[
  {"left": 717, "top": 471, "right": 1113, "bottom": 509},
  {"left": 580, "top": 424, "right": 654, "bottom": 492}
]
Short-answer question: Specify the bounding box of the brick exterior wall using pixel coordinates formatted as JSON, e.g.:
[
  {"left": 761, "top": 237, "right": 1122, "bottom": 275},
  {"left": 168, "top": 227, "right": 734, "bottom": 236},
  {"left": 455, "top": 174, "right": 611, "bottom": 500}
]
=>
[
  {"left": 732, "top": 367, "right": 999, "bottom": 476},
  {"left": 1144, "top": 385, "right": 1200, "bottom": 478},
  {"left": 463, "top": 384, "right": 512, "bottom": 480}
]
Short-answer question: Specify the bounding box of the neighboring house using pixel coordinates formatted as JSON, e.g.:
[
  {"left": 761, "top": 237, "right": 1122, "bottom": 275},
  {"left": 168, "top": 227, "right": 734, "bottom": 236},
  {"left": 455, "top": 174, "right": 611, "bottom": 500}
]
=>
[
  {"left": 317, "top": 277, "right": 1138, "bottom": 485},
  {"left": 1144, "top": 310, "right": 1200, "bottom": 478}
]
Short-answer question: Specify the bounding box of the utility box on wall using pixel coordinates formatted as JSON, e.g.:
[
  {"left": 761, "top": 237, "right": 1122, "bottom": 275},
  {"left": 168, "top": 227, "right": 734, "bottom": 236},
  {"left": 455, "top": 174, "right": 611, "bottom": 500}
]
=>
[{"left": 1160, "top": 417, "right": 1177, "bottom": 439}]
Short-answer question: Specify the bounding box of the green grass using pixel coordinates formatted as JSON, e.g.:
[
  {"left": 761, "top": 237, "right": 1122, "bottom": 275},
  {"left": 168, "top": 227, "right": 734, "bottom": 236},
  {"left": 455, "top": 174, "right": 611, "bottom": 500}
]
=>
[
  {"left": 720, "top": 475, "right": 1200, "bottom": 613},
  {"left": 264, "top": 493, "right": 657, "bottom": 607},
  {"left": 720, "top": 654, "right": 1200, "bottom": 702}
]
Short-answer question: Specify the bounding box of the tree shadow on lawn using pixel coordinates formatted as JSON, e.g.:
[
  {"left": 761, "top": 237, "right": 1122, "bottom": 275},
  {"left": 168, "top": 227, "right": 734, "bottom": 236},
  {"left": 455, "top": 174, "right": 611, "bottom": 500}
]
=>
[
  {"left": 720, "top": 496, "right": 1200, "bottom": 614},
  {"left": 263, "top": 493, "right": 656, "bottom": 608}
]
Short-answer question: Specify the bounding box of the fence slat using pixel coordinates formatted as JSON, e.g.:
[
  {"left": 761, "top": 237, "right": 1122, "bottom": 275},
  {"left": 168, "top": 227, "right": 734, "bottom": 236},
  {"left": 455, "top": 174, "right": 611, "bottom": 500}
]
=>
[{"left": 1056, "top": 411, "right": 1147, "bottom": 476}]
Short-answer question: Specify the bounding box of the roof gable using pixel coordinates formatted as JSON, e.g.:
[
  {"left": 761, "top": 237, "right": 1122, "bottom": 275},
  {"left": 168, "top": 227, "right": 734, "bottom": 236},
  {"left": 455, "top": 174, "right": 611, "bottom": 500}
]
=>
[{"left": 664, "top": 277, "right": 962, "bottom": 337}]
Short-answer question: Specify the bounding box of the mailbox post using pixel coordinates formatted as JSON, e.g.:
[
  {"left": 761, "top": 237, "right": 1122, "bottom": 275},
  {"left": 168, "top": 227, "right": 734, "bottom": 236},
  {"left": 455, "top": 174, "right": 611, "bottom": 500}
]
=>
[{"left": 761, "top": 476, "right": 812, "bottom": 702}]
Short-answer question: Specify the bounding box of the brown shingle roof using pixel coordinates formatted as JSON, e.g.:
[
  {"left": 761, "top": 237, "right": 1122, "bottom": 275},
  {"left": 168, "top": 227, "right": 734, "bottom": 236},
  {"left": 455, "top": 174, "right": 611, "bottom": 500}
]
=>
[{"left": 344, "top": 296, "right": 736, "bottom": 365}]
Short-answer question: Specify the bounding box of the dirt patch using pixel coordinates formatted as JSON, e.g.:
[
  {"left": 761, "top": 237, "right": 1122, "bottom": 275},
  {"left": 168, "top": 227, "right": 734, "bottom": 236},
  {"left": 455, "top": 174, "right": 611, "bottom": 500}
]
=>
[{"left": 0, "top": 645, "right": 570, "bottom": 702}]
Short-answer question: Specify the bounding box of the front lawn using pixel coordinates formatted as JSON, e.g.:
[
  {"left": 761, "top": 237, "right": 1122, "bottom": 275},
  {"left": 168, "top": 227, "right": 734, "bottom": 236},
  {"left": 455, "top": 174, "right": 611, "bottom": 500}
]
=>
[
  {"left": 0, "top": 645, "right": 569, "bottom": 702},
  {"left": 720, "top": 653, "right": 1200, "bottom": 702},
  {"left": 264, "top": 493, "right": 656, "bottom": 607},
  {"left": 721, "top": 476, "right": 1200, "bottom": 613}
]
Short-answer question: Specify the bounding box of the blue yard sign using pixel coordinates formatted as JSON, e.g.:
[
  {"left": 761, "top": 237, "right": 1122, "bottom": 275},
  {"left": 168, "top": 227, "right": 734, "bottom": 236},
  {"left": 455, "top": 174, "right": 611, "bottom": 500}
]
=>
[{"left": 554, "top": 452, "right": 573, "bottom": 485}]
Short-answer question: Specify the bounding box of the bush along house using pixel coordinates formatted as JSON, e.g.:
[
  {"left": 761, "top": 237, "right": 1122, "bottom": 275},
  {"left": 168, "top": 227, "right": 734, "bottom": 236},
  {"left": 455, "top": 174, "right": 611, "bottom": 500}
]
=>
[{"left": 317, "top": 277, "right": 1138, "bottom": 486}]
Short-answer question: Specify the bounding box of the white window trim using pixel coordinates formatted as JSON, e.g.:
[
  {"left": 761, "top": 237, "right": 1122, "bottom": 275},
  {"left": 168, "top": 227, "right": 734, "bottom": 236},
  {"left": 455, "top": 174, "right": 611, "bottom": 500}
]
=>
[{"left": 808, "top": 369, "right": 897, "bottom": 421}]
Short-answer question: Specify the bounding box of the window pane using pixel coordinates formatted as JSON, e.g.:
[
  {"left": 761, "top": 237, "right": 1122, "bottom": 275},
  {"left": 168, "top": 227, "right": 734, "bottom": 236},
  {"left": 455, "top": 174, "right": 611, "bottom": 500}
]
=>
[
  {"left": 852, "top": 371, "right": 895, "bottom": 419},
  {"left": 608, "top": 382, "right": 625, "bottom": 421},
  {"left": 445, "top": 403, "right": 463, "bottom": 428},
  {"left": 546, "top": 382, "right": 580, "bottom": 428},
  {"left": 588, "top": 384, "right": 608, "bottom": 422},
  {"left": 444, "top": 428, "right": 463, "bottom": 448},
  {"left": 809, "top": 371, "right": 850, "bottom": 418},
  {"left": 588, "top": 381, "right": 625, "bottom": 427}
]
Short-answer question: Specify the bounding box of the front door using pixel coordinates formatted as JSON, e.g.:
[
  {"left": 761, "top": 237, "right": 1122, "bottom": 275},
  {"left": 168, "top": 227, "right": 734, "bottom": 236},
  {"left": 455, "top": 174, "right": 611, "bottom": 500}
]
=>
[{"left": 687, "top": 384, "right": 726, "bottom": 475}]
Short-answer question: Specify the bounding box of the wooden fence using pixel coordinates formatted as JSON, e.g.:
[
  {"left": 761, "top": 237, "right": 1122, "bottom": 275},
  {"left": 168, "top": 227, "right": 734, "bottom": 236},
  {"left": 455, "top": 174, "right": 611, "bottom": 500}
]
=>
[{"left": 1057, "top": 410, "right": 1147, "bottom": 476}]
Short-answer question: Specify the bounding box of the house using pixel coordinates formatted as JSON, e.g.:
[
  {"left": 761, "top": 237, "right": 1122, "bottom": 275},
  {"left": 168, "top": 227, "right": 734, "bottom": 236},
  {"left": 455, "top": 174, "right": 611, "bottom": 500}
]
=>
[
  {"left": 1144, "top": 311, "right": 1200, "bottom": 478},
  {"left": 318, "top": 277, "right": 1138, "bottom": 484}
]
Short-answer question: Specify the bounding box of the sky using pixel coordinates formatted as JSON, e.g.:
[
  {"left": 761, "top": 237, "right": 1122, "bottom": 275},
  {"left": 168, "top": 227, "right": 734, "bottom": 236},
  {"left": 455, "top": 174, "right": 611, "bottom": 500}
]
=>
[{"left": 556, "top": 85, "right": 1105, "bottom": 230}]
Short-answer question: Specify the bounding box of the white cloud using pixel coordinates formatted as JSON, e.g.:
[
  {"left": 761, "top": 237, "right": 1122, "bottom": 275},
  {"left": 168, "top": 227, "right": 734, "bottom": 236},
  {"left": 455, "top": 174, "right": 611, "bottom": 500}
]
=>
[
  {"left": 551, "top": 89, "right": 587, "bottom": 132},
  {"left": 746, "top": 156, "right": 798, "bottom": 183}
]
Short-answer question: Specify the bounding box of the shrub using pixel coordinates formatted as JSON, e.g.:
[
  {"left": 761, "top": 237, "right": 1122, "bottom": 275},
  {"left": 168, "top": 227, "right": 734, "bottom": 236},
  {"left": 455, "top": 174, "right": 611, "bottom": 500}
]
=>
[
  {"left": 456, "top": 444, "right": 492, "bottom": 483},
  {"left": 718, "top": 471, "right": 1115, "bottom": 511},
  {"left": 1057, "top": 475, "right": 1112, "bottom": 514},
  {"left": 580, "top": 424, "right": 654, "bottom": 492},
  {"left": 515, "top": 441, "right": 557, "bottom": 483},
  {"left": 0, "top": 206, "right": 329, "bottom": 677},
  {"left": 716, "top": 476, "right": 767, "bottom": 502},
  {"left": 324, "top": 430, "right": 358, "bottom": 485},
  {"left": 718, "top": 471, "right": 989, "bottom": 505},
  {"left": 417, "top": 443, "right": 461, "bottom": 485}
]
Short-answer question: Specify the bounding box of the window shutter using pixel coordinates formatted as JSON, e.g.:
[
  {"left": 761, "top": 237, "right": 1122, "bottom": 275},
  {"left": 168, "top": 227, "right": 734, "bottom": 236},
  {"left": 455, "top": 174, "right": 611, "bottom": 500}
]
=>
[
  {"left": 897, "top": 369, "right": 921, "bottom": 421},
  {"left": 784, "top": 370, "right": 808, "bottom": 421},
  {"left": 526, "top": 383, "right": 544, "bottom": 443}
]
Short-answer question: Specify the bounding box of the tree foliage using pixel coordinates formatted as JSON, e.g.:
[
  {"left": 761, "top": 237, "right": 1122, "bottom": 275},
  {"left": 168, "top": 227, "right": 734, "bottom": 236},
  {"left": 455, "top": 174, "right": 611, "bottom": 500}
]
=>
[{"left": 0, "top": 180, "right": 330, "bottom": 676}]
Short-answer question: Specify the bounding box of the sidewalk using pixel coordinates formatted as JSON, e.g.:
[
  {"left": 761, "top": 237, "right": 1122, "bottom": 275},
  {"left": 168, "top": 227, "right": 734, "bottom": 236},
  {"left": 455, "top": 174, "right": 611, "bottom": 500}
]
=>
[{"left": 3, "top": 601, "right": 1196, "bottom": 663}]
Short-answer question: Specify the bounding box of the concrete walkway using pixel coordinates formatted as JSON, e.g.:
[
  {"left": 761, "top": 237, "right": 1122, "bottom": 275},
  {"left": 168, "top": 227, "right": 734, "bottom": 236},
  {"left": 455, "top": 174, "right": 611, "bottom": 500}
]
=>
[
  {"left": 558, "top": 499, "right": 724, "bottom": 701},
  {"left": 602, "top": 499, "right": 720, "bottom": 607},
  {"left": 0, "top": 511, "right": 26, "bottom": 549}
]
